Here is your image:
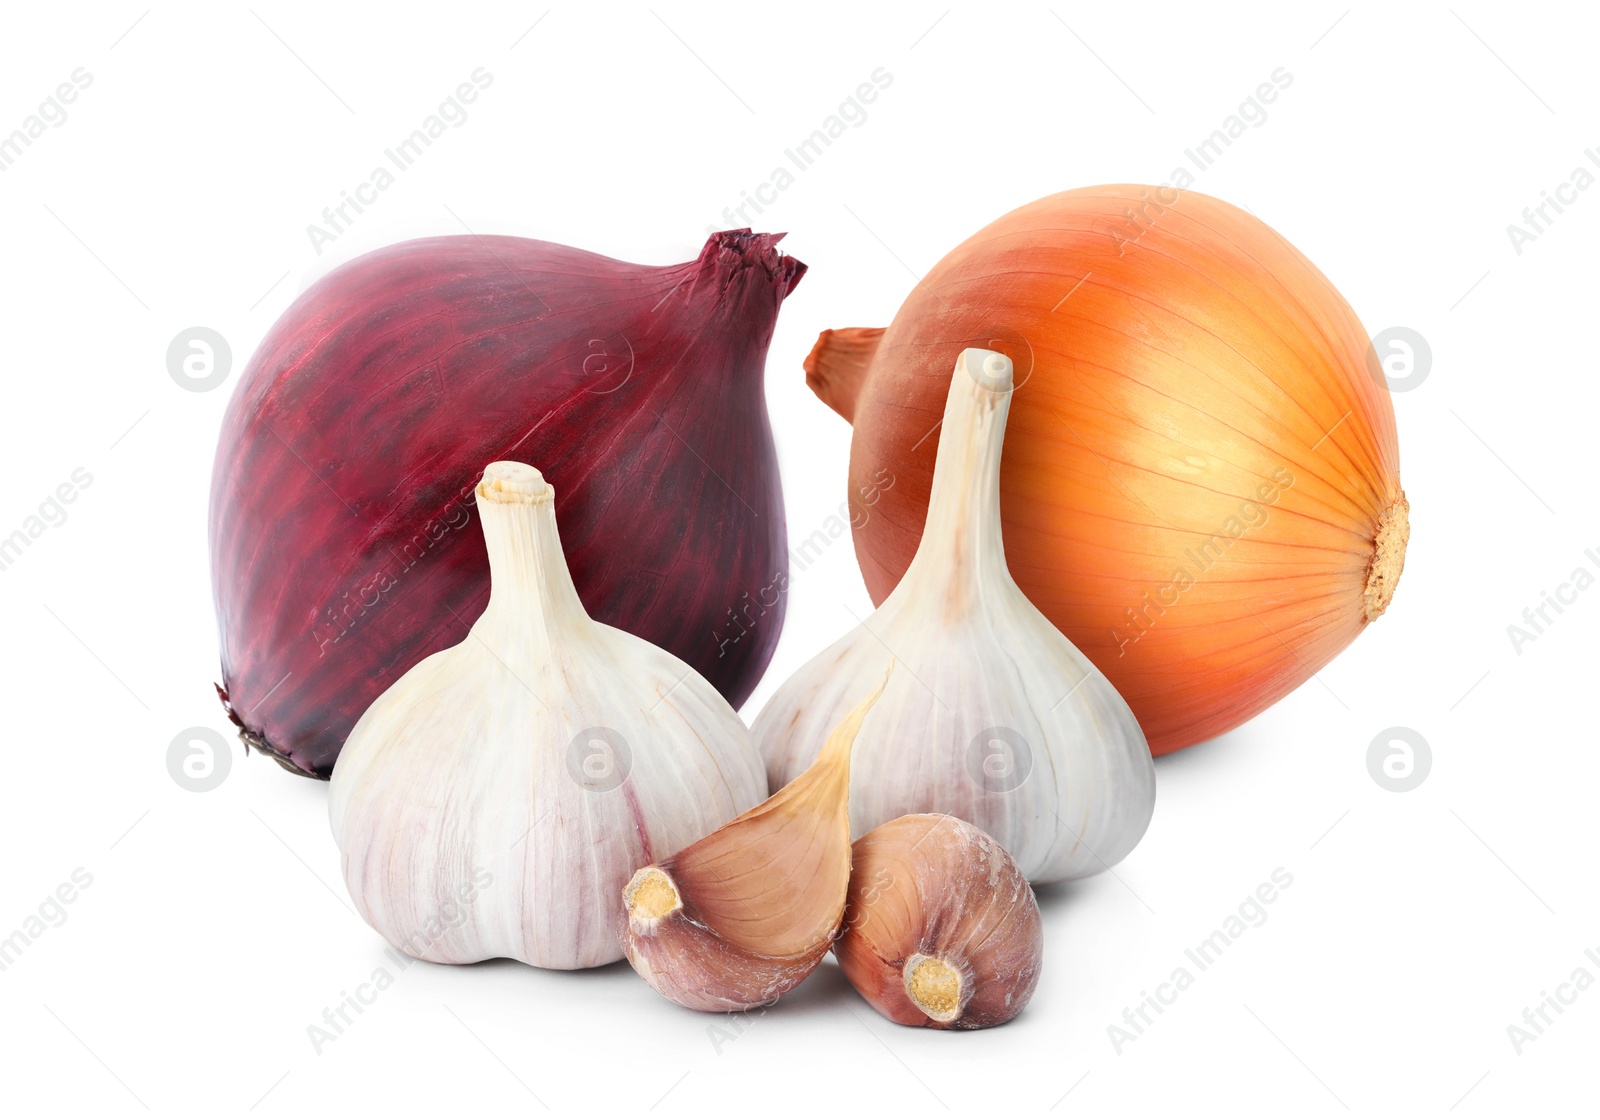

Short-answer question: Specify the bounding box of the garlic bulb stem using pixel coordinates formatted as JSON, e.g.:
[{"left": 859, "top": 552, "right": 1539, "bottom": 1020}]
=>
[
  {"left": 474, "top": 462, "right": 588, "bottom": 655},
  {"left": 897, "top": 350, "right": 1013, "bottom": 602}
]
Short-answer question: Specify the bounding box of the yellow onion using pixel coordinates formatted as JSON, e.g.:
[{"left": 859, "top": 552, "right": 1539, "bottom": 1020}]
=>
[{"left": 807, "top": 185, "right": 1407, "bottom": 755}]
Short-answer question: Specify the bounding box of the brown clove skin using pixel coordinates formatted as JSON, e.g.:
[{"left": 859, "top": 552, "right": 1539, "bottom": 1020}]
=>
[
  {"left": 834, "top": 814, "right": 1042, "bottom": 1029},
  {"left": 619, "top": 667, "right": 892, "bottom": 1011}
]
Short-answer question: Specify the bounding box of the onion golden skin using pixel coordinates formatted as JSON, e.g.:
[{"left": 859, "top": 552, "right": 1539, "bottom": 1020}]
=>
[{"left": 816, "top": 186, "right": 1405, "bottom": 755}]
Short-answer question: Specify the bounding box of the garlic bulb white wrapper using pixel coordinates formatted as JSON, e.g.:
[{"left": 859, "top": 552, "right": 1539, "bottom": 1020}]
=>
[
  {"left": 329, "top": 462, "right": 767, "bottom": 969},
  {"left": 754, "top": 351, "right": 1155, "bottom": 883}
]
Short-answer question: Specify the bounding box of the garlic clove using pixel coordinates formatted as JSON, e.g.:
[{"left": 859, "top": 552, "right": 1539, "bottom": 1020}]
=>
[
  {"left": 619, "top": 666, "right": 892, "bottom": 1011},
  {"left": 754, "top": 349, "right": 1156, "bottom": 884},
  {"left": 834, "top": 814, "right": 1042, "bottom": 1029},
  {"left": 329, "top": 461, "right": 767, "bottom": 970}
]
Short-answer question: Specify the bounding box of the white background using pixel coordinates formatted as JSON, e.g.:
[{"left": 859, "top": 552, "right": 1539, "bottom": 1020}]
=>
[{"left": 0, "top": 2, "right": 1594, "bottom": 1116}]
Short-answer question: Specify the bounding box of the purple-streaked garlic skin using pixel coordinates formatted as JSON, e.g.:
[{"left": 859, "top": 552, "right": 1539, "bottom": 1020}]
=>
[{"left": 329, "top": 463, "right": 766, "bottom": 970}]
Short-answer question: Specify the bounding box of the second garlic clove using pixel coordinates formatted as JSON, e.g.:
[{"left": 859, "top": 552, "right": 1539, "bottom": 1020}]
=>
[{"left": 835, "top": 814, "right": 1043, "bottom": 1029}]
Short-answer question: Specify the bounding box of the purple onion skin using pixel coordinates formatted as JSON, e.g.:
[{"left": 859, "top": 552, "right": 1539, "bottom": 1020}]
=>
[{"left": 210, "top": 231, "right": 804, "bottom": 778}]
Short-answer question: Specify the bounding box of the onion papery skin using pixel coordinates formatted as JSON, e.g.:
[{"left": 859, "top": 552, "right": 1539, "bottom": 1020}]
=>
[
  {"left": 809, "top": 187, "right": 1405, "bottom": 755},
  {"left": 212, "top": 230, "right": 804, "bottom": 778}
]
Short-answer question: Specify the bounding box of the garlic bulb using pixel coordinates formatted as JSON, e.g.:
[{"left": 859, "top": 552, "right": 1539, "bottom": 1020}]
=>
[
  {"left": 753, "top": 350, "right": 1155, "bottom": 883},
  {"left": 329, "top": 461, "right": 766, "bottom": 969}
]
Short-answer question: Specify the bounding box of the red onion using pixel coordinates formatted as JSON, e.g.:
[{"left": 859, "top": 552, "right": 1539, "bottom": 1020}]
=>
[{"left": 210, "top": 230, "right": 804, "bottom": 778}]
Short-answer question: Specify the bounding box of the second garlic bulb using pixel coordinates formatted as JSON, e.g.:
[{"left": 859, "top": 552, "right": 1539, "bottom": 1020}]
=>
[
  {"left": 753, "top": 350, "right": 1155, "bottom": 883},
  {"left": 330, "top": 462, "right": 767, "bottom": 969}
]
